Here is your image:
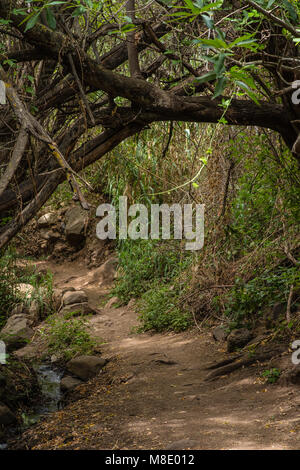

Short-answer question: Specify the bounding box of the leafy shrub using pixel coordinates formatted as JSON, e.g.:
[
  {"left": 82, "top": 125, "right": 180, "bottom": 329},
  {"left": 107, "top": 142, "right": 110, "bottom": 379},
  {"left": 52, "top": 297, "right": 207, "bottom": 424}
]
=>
[
  {"left": 137, "top": 285, "right": 192, "bottom": 333},
  {"left": 223, "top": 133, "right": 299, "bottom": 260},
  {"left": 261, "top": 368, "right": 281, "bottom": 384},
  {"left": 44, "top": 315, "right": 97, "bottom": 361},
  {"left": 113, "top": 239, "right": 192, "bottom": 304},
  {"left": 22, "top": 269, "right": 54, "bottom": 319},
  {"left": 0, "top": 248, "right": 54, "bottom": 328},
  {"left": 220, "top": 266, "right": 299, "bottom": 329}
]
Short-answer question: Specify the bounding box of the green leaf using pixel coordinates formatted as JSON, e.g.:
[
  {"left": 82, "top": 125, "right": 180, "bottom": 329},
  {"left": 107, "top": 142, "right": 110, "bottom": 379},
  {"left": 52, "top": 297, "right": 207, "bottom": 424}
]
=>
[
  {"left": 213, "top": 53, "right": 226, "bottom": 76},
  {"left": 202, "top": 13, "right": 214, "bottom": 29},
  {"left": 164, "top": 49, "right": 175, "bottom": 56},
  {"left": 184, "top": 0, "right": 196, "bottom": 10},
  {"left": 3, "top": 59, "right": 17, "bottom": 67},
  {"left": 229, "top": 34, "right": 257, "bottom": 49},
  {"left": 235, "top": 80, "right": 260, "bottom": 104},
  {"left": 25, "top": 86, "right": 34, "bottom": 95},
  {"left": 46, "top": 8, "right": 56, "bottom": 30},
  {"left": 0, "top": 19, "right": 12, "bottom": 25},
  {"left": 213, "top": 76, "right": 227, "bottom": 98},
  {"left": 24, "top": 12, "right": 40, "bottom": 32},
  {"left": 198, "top": 37, "right": 228, "bottom": 49},
  {"left": 282, "top": 0, "right": 298, "bottom": 22},
  {"left": 195, "top": 72, "right": 217, "bottom": 84},
  {"left": 120, "top": 24, "right": 136, "bottom": 33},
  {"left": 229, "top": 67, "right": 257, "bottom": 90},
  {"left": 13, "top": 9, "right": 27, "bottom": 16},
  {"left": 72, "top": 5, "right": 86, "bottom": 17},
  {"left": 46, "top": 1, "right": 66, "bottom": 5}
]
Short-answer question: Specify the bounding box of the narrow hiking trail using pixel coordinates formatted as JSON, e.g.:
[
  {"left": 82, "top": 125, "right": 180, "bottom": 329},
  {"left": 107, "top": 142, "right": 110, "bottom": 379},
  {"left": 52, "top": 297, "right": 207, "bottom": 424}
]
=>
[{"left": 11, "top": 259, "right": 300, "bottom": 450}]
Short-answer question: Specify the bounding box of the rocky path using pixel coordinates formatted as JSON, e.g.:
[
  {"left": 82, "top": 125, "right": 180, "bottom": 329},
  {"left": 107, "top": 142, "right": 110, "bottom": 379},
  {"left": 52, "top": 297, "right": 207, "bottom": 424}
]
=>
[{"left": 11, "top": 259, "right": 300, "bottom": 450}]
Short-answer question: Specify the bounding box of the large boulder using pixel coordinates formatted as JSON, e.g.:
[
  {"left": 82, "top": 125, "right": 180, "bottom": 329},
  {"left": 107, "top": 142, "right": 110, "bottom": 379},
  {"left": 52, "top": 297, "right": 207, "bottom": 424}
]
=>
[
  {"left": 62, "top": 287, "right": 76, "bottom": 294},
  {"left": 37, "top": 213, "right": 57, "bottom": 228},
  {"left": 264, "top": 302, "right": 286, "bottom": 329},
  {"left": 53, "top": 287, "right": 75, "bottom": 310},
  {"left": 65, "top": 207, "right": 89, "bottom": 246},
  {"left": 60, "top": 376, "right": 83, "bottom": 393},
  {"left": 62, "top": 290, "right": 88, "bottom": 306},
  {"left": 227, "top": 328, "right": 253, "bottom": 353},
  {"left": 0, "top": 402, "right": 17, "bottom": 426},
  {"left": 52, "top": 289, "right": 63, "bottom": 310},
  {"left": 0, "top": 315, "right": 34, "bottom": 351},
  {"left": 16, "top": 283, "right": 34, "bottom": 300},
  {"left": 212, "top": 325, "right": 228, "bottom": 342},
  {"left": 60, "top": 303, "right": 99, "bottom": 317},
  {"left": 66, "top": 355, "right": 107, "bottom": 381},
  {"left": 12, "top": 287, "right": 46, "bottom": 323}
]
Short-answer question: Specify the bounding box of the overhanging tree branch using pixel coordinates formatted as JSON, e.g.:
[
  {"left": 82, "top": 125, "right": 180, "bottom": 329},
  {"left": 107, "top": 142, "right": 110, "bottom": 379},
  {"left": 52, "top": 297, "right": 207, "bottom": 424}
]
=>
[
  {"left": 0, "top": 0, "right": 299, "bottom": 250},
  {"left": 0, "top": 2, "right": 294, "bottom": 140}
]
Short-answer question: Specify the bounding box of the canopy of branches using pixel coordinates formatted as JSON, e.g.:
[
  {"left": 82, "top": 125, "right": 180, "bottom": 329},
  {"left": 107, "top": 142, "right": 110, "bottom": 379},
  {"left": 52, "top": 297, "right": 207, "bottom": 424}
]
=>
[{"left": 0, "top": 0, "right": 299, "bottom": 248}]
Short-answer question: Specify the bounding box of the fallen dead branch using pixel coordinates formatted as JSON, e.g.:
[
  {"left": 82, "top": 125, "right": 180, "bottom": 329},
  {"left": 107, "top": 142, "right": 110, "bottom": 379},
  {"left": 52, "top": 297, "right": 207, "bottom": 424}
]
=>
[{"left": 204, "top": 344, "right": 286, "bottom": 381}]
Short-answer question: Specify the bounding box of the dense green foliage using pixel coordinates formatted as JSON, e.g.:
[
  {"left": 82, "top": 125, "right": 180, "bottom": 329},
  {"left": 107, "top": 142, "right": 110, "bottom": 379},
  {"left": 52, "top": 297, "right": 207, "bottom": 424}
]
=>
[
  {"left": 138, "top": 285, "right": 192, "bottom": 332},
  {"left": 113, "top": 239, "right": 192, "bottom": 303},
  {"left": 226, "top": 134, "right": 299, "bottom": 257},
  {"left": 262, "top": 368, "right": 281, "bottom": 384},
  {"left": 211, "top": 133, "right": 300, "bottom": 330},
  {"left": 220, "top": 267, "right": 299, "bottom": 330},
  {"left": 43, "top": 315, "right": 97, "bottom": 361},
  {"left": 0, "top": 248, "right": 54, "bottom": 328},
  {"left": 90, "top": 123, "right": 300, "bottom": 334}
]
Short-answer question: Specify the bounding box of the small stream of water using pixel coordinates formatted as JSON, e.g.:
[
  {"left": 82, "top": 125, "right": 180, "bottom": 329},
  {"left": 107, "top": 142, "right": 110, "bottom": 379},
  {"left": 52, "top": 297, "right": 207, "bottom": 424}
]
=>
[
  {"left": 34, "top": 364, "right": 64, "bottom": 414},
  {"left": 1, "top": 363, "right": 64, "bottom": 450}
]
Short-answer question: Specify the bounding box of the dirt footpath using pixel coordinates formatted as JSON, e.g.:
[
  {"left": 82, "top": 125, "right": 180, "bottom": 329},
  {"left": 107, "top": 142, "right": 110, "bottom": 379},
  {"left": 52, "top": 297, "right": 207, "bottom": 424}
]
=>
[{"left": 11, "top": 260, "right": 300, "bottom": 450}]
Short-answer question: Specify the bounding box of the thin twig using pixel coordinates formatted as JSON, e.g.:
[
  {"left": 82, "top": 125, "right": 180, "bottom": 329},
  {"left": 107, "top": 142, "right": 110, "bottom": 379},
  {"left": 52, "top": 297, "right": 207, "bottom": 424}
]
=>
[
  {"left": 286, "top": 284, "right": 294, "bottom": 324},
  {"left": 161, "top": 121, "right": 174, "bottom": 160},
  {"left": 68, "top": 53, "right": 95, "bottom": 126}
]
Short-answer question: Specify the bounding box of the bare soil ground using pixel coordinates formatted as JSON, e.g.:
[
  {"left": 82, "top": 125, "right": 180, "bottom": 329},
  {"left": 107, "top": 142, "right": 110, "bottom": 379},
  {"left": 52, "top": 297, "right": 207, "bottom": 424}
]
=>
[{"left": 10, "top": 260, "right": 300, "bottom": 450}]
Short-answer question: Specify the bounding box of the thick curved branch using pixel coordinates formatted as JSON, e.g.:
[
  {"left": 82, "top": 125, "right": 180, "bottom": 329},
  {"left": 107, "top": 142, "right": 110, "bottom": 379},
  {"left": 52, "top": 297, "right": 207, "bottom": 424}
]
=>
[
  {"left": 0, "top": 122, "right": 143, "bottom": 250},
  {"left": 0, "top": 48, "right": 50, "bottom": 64},
  {"left": 246, "top": 0, "right": 298, "bottom": 37},
  {"left": 0, "top": 125, "right": 28, "bottom": 197}
]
